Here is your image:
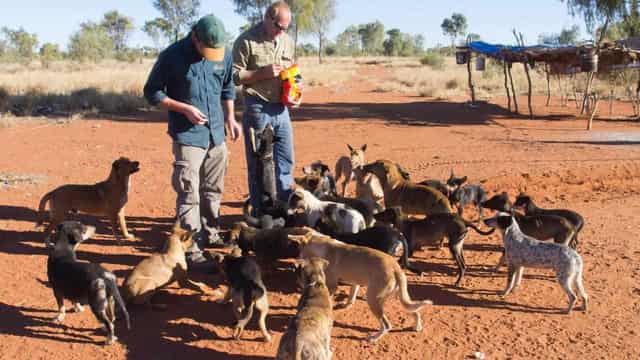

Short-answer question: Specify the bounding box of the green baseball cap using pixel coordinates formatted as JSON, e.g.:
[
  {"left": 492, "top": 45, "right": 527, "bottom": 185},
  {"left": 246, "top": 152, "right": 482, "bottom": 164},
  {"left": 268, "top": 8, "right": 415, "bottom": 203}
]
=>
[{"left": 194, "top": 14, "right": 227, "bottom": 61}]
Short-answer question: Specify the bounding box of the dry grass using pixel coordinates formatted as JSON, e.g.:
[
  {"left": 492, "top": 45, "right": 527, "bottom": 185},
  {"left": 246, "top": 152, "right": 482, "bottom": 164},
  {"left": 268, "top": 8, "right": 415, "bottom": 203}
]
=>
[
  {"left": 298, "top": 57, "right": 358, "bottom": 87},
  {"left": 0, "top": 171, "right": 47, "bottom": 188}
]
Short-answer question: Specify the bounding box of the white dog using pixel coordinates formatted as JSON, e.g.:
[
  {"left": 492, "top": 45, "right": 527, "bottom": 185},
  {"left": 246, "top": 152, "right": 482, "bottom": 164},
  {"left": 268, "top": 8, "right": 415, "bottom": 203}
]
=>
[{"left": 288, "top": 187, "right": 365, "bottom": 234}]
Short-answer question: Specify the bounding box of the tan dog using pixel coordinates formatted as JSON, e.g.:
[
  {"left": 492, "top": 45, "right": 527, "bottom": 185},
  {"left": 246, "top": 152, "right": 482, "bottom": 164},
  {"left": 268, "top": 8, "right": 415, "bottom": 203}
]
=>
[
  {"left": 121, "top": 222, "right": 210, "bottom": 308},
  {"left": 36, "top": 157, "right": 140, "bottom": 245},
  {"left": 334, "top": 144, "right": 367, "bottom": 197},
  {"left": 353, "top": 166, "right": 385, "bottom": 214},
  {"left": 293, "top": 233, "right": 432, "bottom": 342},
  {"left": 361, "top": 160, "right": 452, "bottom": 216},
  {"left": 277, "top": 257, "right": 333, "bottom": 359}
]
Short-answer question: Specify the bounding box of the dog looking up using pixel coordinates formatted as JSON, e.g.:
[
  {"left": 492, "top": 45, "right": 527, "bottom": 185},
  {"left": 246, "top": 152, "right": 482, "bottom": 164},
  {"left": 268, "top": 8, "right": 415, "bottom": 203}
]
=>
[
  {"left": 484, "top": 213, "right": 588, "bottom": 314},
  {"left": 334, "top": 144, "right": 367, "bottom": 197},
  {"left": 513, "top": 193, "right": 584, "bottom": 249},
  {"left": 287, "top": 187, "right": 366, "bottom": 234},
  {"left": 276, "top": 258, "right": 333, "bottom": 360},
  {"left": 353, "top": 166, "right": 385, "bottom": 214},
  {"left": 302, "top": 161, "right": 337, "bottom": 198},
  {"left": 212, "top": 248, "right": 271, "bottom": 342},
  {"left": 361, "top": 160, "right": 452, "bottom": 216},
  {"left": 446, "top": 171, "right": 488, "bottom": 221},
  {"left": 121, "top": 222, "right": 211, "bottom": 308},
  {"left": 36, "top": 157, "right": 140, "bottom": 245},
  {"left": 47, "top": 221, "right": 130, "bottom": 345}
]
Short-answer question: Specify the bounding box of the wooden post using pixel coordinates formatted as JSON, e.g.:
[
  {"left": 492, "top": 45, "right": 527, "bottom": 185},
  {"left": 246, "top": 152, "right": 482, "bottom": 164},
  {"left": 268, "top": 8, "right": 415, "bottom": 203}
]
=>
[
  {"left": 466, "top": 51, "right": 476, "bottom": 104},
  {"left": 545, "top": 63, "right": 551, "bottom": 107},
  {"left": 507, "top": 62, "right": 519, "bottom": 113},
  {"left": 581, "top": 71, "right": 595, "bottom": 115},
  {"left": 609, "top": 88, "right": 614, "bottom": 116},
  {"left": 523, "top": 59, "right": 533, "bottom": 119},
  {"left": 587, "top": 93, "right": 599, "bottom": 130},
  {"left": 503, "top": 60, "right": 511, "bottom": 112}
]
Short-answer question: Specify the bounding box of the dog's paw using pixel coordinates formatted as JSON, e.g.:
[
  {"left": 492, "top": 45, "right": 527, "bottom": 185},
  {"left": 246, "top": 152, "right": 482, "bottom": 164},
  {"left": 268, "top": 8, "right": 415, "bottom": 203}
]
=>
[
  {"left": 105, "top": 335, "right": 118, "bottom": 345},
  {"left": 53, "top": 314, "right": 66, "bottom": 324},
  {"left": 262, "top": 333, "right": 272, "bottom": 343},
  {"left": 73, "top": 303, "right": 85, "bottom": 313},
  {"left": 124, "top": 234, "right": 135, "bottom": 240}
]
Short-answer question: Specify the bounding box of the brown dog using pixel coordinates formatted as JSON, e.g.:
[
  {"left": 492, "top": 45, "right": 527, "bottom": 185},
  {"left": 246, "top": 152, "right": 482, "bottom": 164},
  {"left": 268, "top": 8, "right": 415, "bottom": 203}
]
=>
[
  {"left": 334, "top": 144, "right": 367, "bottom": 197},
  {"left": 36, "top": 157, "right": 140, "bottom": 245},
  {"left": 121, "top": 222, "right": 210, "bottom": 308},
  {"left": 362, "top": 160, "right": 452, "bottom": 216},
  {"left": 293, "top": 233, "right": 432, "bottom": 342},
  {"left": 276, "top": 257, "right": 333, "bottom": 359}
]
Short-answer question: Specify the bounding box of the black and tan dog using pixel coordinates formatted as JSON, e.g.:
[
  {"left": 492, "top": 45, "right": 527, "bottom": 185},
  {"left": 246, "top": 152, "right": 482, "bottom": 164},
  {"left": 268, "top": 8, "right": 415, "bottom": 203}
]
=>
[
  {"left": 276, "top": 257, "right": 333, "bottom": 359},
  {"left": 446, "top": 171, "right": 488, "bottom": 221},
  {"left": 212, "top": 248, "right": 271, "bottom": 342},
  {"left": 362, "top": 160, "right": 452, "bottom": 216},
  {"left": 36, "top": 157, "right": 140, "bottom": 245},
  {"left": 374, "top": 207, "right": 494, "bottom": 287},
  {"left": 514, "top": 193, "right": 584, "bottom": 249},
  {"left": 47, "top": 221, "right": 130, "bottom": 345}
]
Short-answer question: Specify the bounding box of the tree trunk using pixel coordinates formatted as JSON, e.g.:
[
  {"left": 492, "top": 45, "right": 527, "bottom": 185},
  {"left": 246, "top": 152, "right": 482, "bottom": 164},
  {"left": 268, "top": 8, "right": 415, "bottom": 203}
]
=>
[
  {"left": 318, "top": 34, "right": 323, "bottom": 64},
  {"left": 508, "top": 63, "right": 518, "bottom": 113},
  {"left": 466, "top": 51, "right": 476, "bottom": 104},
  {"left": 503, "top": 61, "right": 511, "bottom": 112}
]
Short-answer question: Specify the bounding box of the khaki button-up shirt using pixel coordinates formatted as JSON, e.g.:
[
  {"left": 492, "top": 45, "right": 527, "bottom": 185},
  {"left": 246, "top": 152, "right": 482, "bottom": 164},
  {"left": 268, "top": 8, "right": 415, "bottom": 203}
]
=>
[{"left": 232, "top": 23, "right": 295, "bottom": 103}]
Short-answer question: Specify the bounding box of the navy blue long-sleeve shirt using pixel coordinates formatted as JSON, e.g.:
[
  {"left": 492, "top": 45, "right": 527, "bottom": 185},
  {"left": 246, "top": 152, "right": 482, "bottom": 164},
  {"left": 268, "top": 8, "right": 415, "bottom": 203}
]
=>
[{"left": 144, "top": 36, "right": 235, "bottom": 148}]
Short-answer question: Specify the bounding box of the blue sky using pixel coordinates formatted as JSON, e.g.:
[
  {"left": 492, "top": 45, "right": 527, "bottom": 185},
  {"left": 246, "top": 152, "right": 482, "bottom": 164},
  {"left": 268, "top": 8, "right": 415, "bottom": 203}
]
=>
[{"left": 0, "top": 0, "right": 587, "bottom": 50}]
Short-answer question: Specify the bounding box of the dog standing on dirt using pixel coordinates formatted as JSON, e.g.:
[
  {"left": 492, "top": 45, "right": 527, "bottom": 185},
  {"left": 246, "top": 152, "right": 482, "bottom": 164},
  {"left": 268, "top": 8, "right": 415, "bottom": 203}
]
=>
[
  {"left": 334, "top": 144, "right": 367, "bottom": 197},
  {"left": 293, "top": 233, "right": 433, "bottom": 342},
  {"left": 36, "top": 157, "right": 140, "bottom": 245},
  {"left": 446, "top": 172, "right": 488, "bottom": 221},
  {"left": 47, "top": 221, "right": 130, "bottom": 345},
  {"left": 121, "top": 222, "right": 210, "bottom": 308},
  {"left": 277, "top": 257, "right": 333, "bottom": 360},
  {"left": 212, "top": 248, "right": 272, "bottom": 342},
  {"left": 484, "top": 213, "right": 588, "bottom": 314},
  {"left": 287, "top": 187, "right": 366, "bottom": 234}
]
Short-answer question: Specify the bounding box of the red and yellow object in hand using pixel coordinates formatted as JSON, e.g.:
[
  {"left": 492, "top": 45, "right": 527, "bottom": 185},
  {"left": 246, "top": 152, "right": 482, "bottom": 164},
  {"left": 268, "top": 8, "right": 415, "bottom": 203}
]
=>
[{"left": 280, "top": 64, "right": 303, "bottom": 107}]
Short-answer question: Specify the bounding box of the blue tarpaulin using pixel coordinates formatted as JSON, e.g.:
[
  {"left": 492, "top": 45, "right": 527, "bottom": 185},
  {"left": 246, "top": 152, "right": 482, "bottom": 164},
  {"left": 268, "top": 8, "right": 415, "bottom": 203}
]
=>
[{"left": 467, "top": 41, "right": 551, "bottom": 58}]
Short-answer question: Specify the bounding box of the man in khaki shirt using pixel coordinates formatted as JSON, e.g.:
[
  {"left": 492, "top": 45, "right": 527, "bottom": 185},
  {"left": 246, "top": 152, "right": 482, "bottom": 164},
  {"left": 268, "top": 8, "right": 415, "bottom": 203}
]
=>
[{"left": 233, "top": 1, "right": 296, "bottom": 214}]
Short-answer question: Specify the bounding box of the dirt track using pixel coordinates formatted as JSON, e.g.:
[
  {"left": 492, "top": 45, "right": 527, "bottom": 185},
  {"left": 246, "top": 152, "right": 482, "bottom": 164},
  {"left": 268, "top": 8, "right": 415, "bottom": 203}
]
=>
[{"left": 1, "top": 64, "right": 640, "bottom": 359}]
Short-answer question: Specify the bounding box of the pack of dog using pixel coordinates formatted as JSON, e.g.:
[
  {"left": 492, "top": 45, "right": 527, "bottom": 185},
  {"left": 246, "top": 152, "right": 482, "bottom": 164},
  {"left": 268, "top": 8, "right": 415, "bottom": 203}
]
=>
[
  {"left": 47, "top": 221, "right": 130, "bottom": 345},
  {"left": 36, "top": 157, "right": 140, "bottom": 245}
]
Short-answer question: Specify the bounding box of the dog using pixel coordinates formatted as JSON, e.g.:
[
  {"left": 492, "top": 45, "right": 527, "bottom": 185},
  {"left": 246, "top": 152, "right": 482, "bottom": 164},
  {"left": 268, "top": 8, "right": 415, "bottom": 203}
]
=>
[
  {"left": 276, "top": 257, "right": 333, "bottom": 360},
  {"left": 287, "top": 187, "right": 366, "bottom": 234},
  {"left": 334, "top": 144, "right": 367, "bottom": 196},
  {"left": 361, "top": 160, "right": 453, "bottom": 216},
  {"left": 121, "top": 222, "right": 210, "bottom": 307},
  {"left": 374, "top": 207, "right": 494, "bottom": 287},
  {"left": 484, "top": 213, "right": 588, "bottom": 314},
  {"left": 446, "top": 172, "right": 488, "bottom": 221},
  {"left": 292, "top": 233, "right": 432, "bottom": 342},
  {"left": 47, "top": 221, "right": 130, "bottom": 345},
  {"left": 212, "top": 248, "right": 272, "bottom": 342},
  {"left": 353, "top": 166, "right": 385, "bottom": 214},
  {"left": 513, "top": 193, "right": 584, "bottom": 249},
  {"left": 481, "top": 192, "right": 576, "bottom": 247},
  {"left": 417, "top": 179, "right": 451, "bottom": 199},
  {"left": 37, "top": 157, "right": 140, "bottom": 245},
  {"left": 302, "top": 161, "right": 338, "bottom": 198}
]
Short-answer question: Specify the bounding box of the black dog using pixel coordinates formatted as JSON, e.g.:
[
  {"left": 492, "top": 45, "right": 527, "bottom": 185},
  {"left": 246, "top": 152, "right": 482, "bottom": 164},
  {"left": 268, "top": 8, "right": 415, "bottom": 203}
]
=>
[
  {"left": 417, "top": 179, "right": 451, "bottom": 198},
  {"left": 447, "top": 172, "right": 488, "bottom": 221},
  {"left": 304, "top": 161, "right": 338, "bottom": 198},
  {"left": 514, "top": 193, "right": 584, "bottom": 249},
  {"left": 47, "top": 221, "right": 130, "bottom": 345}
]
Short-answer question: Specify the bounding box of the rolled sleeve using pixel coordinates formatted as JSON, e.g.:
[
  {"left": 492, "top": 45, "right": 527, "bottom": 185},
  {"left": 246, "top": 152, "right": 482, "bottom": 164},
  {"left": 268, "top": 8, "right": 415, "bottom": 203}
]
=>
[
  {"left": 221, "top": 52, "right": 236, "bottom": 101},
  {"left": 143, "top": 52, "right": 169, "bottom": 106},
  {"left": 232, "top": 38, "right": 249, "bottom": 86}
]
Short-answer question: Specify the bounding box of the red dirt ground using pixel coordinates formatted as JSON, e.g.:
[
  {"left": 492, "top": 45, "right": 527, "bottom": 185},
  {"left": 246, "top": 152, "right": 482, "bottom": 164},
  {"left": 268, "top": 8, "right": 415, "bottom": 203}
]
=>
[{"left": 1, "top": 64, "right": 640, "bottom": 359}]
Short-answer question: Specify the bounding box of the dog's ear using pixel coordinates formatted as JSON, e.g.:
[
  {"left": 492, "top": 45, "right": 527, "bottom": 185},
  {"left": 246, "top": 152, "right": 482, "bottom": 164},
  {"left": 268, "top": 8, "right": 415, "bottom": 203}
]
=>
[
  {"left": 361, "top": 144, "right": 367, "bottom": 152},
  {"left": 302, "top": 166, "right": 313, "bottom": 175},
  {"left": 81, "top": 225, "right": 96, "bottom": 241},
  {"left": 461, "top": 176, "right": 468, "bottom": 184},
  {"left": 347, "top": 144, "right": 354, "bottom": 152}
]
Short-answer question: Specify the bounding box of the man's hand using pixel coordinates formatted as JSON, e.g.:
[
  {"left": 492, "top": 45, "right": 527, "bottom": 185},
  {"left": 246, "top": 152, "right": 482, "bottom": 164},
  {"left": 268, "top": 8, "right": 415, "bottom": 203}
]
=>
[
  {"left": 226, "top": 117, "right": 242, "bottom": 142},
  {"left": 261, "top": 64, "right": 283, "bottom": 79},
  {"left": 183, "top": 104, "right": 208, "bottom": 125}
]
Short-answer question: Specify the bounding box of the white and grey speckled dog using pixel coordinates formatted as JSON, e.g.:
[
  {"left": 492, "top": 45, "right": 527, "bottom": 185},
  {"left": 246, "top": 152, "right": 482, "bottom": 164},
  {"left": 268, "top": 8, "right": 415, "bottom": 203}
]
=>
[{"left": 484, "top": 213, "right": 588, "bottom": 314}]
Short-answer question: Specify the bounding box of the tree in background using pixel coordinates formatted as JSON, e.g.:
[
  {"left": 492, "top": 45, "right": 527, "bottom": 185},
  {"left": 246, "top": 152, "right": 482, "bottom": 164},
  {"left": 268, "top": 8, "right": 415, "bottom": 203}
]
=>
[
  {"left": 309, "top": 0, "right": 336, "bottom": 63},
  {"left": 358, "top": 21, "right": 385, "bottom": 55},
  {"left": 68, "top": 22, "right": 115, "bottom": 62},
  {"left": 143, "top": 18, "right": 172, "bottom": 50},
  {"left": 289, "top": 0, "right": 315, "bottom": 57},
  {"left": 441, "top": 13, "right": 468, "bottom": 48},
  {"left": 562, "top": 0, "right": 626, "bottom": 40},
  {"left": 101, "top": 10, "right": 135, "bottom": 53},
  {"left": 39, "top": 43, "right": 62, "bottom": 68},
  {"left": 467, "top": 33, "right": 482, "bottom": 42},
  {"left": 1, "top": 27, "right": 38, "bottom": 64},
  {"left": 383, "top": 28, "right": 403, "bottom": 56},
  {"left": 622, "top": 0, "right": 640, "bottom": 36},
  {"left": 152, "top": 0, "right": 201, "bottom": 42},
  {"left": 335, "top": 25, "right": 361, "bottom": 55},
  {"left": 231, "top": 0, "right": 271, "bottom": 25},
  {"left": 538, "top": 25, "right": 580, "bottom": 45}
]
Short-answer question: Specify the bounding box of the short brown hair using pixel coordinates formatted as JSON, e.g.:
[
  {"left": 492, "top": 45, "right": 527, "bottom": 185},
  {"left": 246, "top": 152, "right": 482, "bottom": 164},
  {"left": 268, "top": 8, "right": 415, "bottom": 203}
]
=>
[{"left": 265, "top": 1, "right": 291, "bottom": 20}]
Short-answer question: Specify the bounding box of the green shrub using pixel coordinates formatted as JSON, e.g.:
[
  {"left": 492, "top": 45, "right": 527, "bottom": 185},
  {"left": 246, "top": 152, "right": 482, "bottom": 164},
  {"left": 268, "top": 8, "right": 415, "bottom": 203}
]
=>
[
  {"left": 420, "top": 51, "right": 445, "bottom": 70},
  {"left": 445, "top": 79, "right": 459, "bottom": 89}
]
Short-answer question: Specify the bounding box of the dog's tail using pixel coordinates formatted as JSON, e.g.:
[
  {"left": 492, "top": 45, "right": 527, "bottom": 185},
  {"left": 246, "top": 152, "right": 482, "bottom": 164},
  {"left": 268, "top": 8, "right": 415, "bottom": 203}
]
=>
[
  {"left": 396, "top": 233, "right": 420, "bottom": 275},
  {"left": 105, "top": 272, "right": 131, "bottom": 330},
  {"left": 36, "top": 190, "right": 54, "bottom": 229},
  {"left": 465, "top": 221, "right": 495, "bottom": 236},
  {"left": 240, "top": 281, "right": 265, "bottom": 319},
  {"left": 394, "top": 267, "right": 432, "bottom": 312}
]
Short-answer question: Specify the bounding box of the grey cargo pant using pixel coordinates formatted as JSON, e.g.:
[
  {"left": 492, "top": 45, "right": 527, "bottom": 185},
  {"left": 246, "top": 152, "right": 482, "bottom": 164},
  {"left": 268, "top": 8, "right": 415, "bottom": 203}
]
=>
[{"left": 172, "top": 141, "right": 228, "bottom": 254}]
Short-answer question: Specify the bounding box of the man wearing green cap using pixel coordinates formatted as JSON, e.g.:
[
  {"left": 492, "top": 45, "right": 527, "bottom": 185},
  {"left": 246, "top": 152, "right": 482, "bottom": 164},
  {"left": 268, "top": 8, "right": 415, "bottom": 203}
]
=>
[{"left": 144, "top": 14, "right": 241, "bottom": 267}]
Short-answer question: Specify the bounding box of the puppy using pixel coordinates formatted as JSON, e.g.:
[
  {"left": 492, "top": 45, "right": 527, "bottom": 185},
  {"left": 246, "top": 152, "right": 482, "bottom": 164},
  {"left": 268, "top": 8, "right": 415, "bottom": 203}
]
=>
[
  {"left": 294, "top": 233, "right": 432, "bottom": 342},
  {"left": 287, "top": 187, "right": 366, "bottom": 234},
  {"left": 514, "top": 193, "right": 584, "bottom": 249},
  {"left": 37, "top": 157, "right": 140, "bottom": 245},
  {"left": 484, "top": 213, "right": 588, "bottom": 313},
  {"left": 212, "top": 249, "right": 271, "bottom": 342},
  {"left": 361, "top": 160, "right": 453, "bottom": 216},
  {"left": 121, "top": 222, "right": 210, "bottom": 307},
  {"left": 47, "top": 221, "right": 130, "bottom": 345},
  {"left": 374, "top": 207, "right": 494, "bottom": 287},
  {"left": 334, "top": 144, "right": 367, "bottom": 196},
  {"left": 447, "top": 172, "right": 488, "bottom": 221},
  {"left": 276, "top": 258, "right": 333, "bottom": 360}
]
